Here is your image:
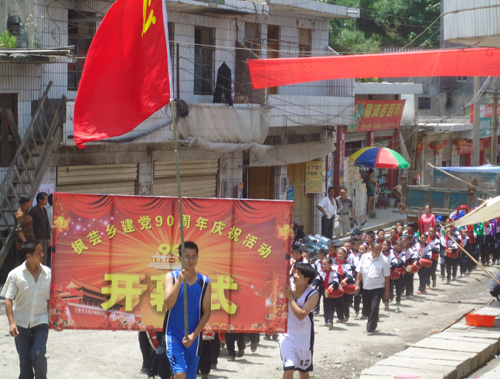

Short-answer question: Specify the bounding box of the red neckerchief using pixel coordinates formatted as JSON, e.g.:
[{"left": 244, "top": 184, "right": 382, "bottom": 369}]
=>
[
  {"left": 324, "top": 269, "right": 333, "bottom": 288},
  {"left": 378, "top": 238, "right": 385, "bottom": 244},
  {"left": 337, "top": 261, "right": 344, "bottom": 277},
  {"left": 390, "top": 236, "right": 399, "bottom": 245}
]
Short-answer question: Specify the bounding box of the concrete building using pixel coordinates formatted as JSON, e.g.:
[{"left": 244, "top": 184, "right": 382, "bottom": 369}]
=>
[{"left": 0, "top": 0, "right": 360, "bottom": 271}]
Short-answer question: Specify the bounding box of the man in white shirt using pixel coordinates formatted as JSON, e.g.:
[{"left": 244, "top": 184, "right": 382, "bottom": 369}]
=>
[
  {"left": 355, "top": 241, "right": 390, "bottom": 334},
  {"left": 317, "top": 187, "right": 337, "bottom": 239},
  {"left": 1, "top": 240, "right": 51, "bottom": 378}
]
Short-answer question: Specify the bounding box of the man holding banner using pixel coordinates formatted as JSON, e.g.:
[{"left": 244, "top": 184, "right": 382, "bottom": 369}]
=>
[{"left": 164, "top": 241, "right": 211, "bottom": 379}]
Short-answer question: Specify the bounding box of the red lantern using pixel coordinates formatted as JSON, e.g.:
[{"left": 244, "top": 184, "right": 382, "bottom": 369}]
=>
[{"left": 429, "top": 141, "right": 443, "bottom": 155}]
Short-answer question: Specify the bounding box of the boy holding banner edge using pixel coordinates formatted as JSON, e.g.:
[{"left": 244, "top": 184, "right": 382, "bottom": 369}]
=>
[{"left": 163, "top": 242, "right": 211, "bottom": 379}]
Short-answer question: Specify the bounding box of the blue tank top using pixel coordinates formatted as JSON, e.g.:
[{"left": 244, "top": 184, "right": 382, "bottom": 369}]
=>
[{"left": 165, "top": 270, "right": 209, "bottom": 356}]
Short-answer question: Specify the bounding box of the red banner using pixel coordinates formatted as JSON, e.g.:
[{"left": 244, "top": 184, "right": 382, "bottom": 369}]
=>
[
  {"left": 248, "top": 48, "right": 500, "bottom": 89},
  {"left": 49, "top": 193, "right": 293, "bottom": 334},
  {"left": 350, "top": 99, "right": 405, "bottom": 132}
]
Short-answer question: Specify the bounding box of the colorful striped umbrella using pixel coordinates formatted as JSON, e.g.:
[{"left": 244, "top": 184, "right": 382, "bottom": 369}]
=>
[{"left": 349, "top": 146, "right": 410, "bottom": 169}]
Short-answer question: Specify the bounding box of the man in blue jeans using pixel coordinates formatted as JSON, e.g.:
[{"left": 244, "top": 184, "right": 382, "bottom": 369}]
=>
[{"left": 2, "top": 240, "right": 52, "bottom": 378}]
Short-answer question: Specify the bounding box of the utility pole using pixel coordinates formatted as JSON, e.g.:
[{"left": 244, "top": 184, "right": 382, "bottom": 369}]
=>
[
  {"left": 492, "top": 77, "right": 498, "bottom": 164},
  {"left": 473, "top": 76, "right": 481, "bottom": 166}
]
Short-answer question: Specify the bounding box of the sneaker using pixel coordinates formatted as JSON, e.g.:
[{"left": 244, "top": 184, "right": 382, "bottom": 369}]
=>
[
  {"left": 228, "top": 356, "right": 235, "bottom": 361},
  {"left": 336, "top": 319, "right": 344, "bottom": 323},
  {"left": 384, "top": 302, "right": 389, "bottom": 310},
  {"left": 211, "top": 364, "right": 217, "bottom": 370},
  {"left": 344, "top": 317, "right": 349, "bottom": 323},
  {"left": 360, "top": 315, "right": 368, "bottom": 320},
  {"left": 432, "top": 279, "right": 436, "bottom": 288},
  {"left": 201, "top": 375, "right": 209, "bottom": 379},
  {"left": 237, "top": 349, "right": 245, "bottom": 358},
  {"left": 250, "top": 343, "right": 257, "bottom": 353},
  {"left": 446, "top": 279, "right": 451, "bottom": 284},
  {"left": 354, "top": 312, "right": 359, "bottom": 318},
  {"left": 272, "top": 334, "right": 278, "bottom": 341},
  {"left": 417, "top": 290, "right": 423, "bottom": 294},
  {"left": 328, "top": 322, "right": 334, "bottom": 330},
  {"left": 396, "top": 301, "right": 401, "bottom": 306}
]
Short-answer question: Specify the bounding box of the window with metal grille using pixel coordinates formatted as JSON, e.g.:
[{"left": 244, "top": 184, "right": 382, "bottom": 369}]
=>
[
  {"left": 67, "top": 10, "right": 96, "bottom": 90},
  {"left": 194, "top": 27, "right": 215, "bottom": 95}
]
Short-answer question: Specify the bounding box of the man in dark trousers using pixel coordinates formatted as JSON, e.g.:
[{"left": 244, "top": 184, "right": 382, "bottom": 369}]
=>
[
  {"left": 355, "top": 241, "right": 390, "bottom": 335},
  {"left": 29, "top": 192, "right": 51, "bottom": 266}
]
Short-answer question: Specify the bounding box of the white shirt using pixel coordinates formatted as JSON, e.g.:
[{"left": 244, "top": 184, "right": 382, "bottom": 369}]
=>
[
  {"left": 356, "top": 253, "right": 390, "bottom": 290},
  {"left": 318, "top": 196, "right": 337, "bottom": 219},
  {"left": 1, "top": 261, "right": 51, "bottom": 328}
]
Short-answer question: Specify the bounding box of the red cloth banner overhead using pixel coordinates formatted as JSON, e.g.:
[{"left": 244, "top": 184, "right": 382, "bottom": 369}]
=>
[
  {"left": 73, "top": 0, "right": 172, "bottom": 149},
  {"left": 49, "top": 193, "right": 293, "bottom": 334},
  {"left": 248, "top": 48, "right": 500, "bottom": 89},
  {"left": 350, "top": 99, "right": 406, "bottom": 132}
]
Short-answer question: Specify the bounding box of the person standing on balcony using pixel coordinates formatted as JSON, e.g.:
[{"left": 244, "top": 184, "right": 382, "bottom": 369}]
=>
[
  {"left": 29, "top": 192, "right": 51, "bottom": 266},
  {"left": 317, "top": 187, "right": 337, "bottom": 239},
  {"left": 15, "top": 196, "right": 34, "bottom": 265}
]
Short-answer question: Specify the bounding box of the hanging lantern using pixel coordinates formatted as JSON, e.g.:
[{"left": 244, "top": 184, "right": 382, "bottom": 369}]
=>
[
  {"left": 452, "top": 138, "right": 465, "bottom": 147},
  {"left": 429, "top": 141, "right": 443, "bottom": 155}
]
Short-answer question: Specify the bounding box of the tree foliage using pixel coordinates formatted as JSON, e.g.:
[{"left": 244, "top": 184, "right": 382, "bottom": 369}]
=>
[{"left": 323, "top": 0, "right": 441, "bottom": 53}]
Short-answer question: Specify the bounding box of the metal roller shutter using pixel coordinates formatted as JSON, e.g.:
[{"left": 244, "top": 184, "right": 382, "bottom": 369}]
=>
[
  {"left": 57, "top": 164, "right": 138, "bottom": 195},
  {"left": 153, "top": 160, "right": 218, "bottom": 197}
]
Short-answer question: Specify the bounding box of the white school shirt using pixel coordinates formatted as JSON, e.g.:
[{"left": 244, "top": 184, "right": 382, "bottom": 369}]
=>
[
  {"left": 318, "top": 196, "right": 337, "bottom": 219},
  {"left": 1, "top": 261, "right": 51, "bottom": 328}
]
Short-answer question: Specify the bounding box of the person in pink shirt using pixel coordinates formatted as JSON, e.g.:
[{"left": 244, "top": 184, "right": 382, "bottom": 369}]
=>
[{"left": 419, "top": 204, "right": 436, "bottom": 234}]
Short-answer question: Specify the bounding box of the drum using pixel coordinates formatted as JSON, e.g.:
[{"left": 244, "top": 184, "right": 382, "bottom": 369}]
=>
[
  {"left": 342, "top": 284, "right": 356, "bottom": 295},
  {"left": 419, "top": 258, "right": 432, "bottom": 268},
  {"left": 390, "top": 270, "right": 400, "bottom": 280},
  {"left": 406, "top": 264, "right": 419, "bottom": 274},
  {"left": 447, "top": 250, "right": 459, "bottom": 259},
  {"left": 325, "top": 287, "right": 344, "bottom": 298},
  {"left": 396, "top": 267, "right": 407, "bottom": 275},
  {"left": 431, "top": 252, "right": 439, "bottom": 261}
]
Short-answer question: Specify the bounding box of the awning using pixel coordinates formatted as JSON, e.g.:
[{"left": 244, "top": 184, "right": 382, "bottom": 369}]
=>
[
  {"left": 249, "top": 139, "right": 336, "bottom": 167},
  {"left": 184, "top": 137, "right": 336, "bottom": 167},
  {"left": 436, "top": 164, "right": 500, "bottom": 174},
  {"left": 177, "top": 103, "right": 270, "bottom": 144},
  {"left": 451, "top": 195, "right": 500, "bottom": 228}
]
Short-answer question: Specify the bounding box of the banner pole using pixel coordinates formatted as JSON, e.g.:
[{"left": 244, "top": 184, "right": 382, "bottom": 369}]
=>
[{"left": 170, "top": 99, "right": 189, "bottom": 339}]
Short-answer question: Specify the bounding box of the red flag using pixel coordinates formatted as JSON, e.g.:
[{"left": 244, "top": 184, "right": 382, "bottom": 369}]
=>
[
  {"left": 248, "top": 47, "right": 500, "bottom": 89},
  {"left": 74, "top": 0, "right": 172, "bottom": 148}
]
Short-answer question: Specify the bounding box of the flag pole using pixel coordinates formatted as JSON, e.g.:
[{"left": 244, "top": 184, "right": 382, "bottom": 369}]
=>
[
  {"left": 170, "top": 99, "right": 189, "bottom": 339},
  {"left": 162, "top": 0, "right": 188, "bottom": 339}
]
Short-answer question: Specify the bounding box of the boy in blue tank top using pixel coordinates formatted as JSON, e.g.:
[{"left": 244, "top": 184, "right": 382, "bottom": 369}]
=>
[{"left": 164, "top": 241, "right": 211, "bottom": 379}]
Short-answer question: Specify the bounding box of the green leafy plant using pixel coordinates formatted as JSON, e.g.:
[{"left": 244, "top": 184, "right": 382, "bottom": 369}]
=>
[{"left": 0, "top": 30, "right": 17, "bottom": 48}]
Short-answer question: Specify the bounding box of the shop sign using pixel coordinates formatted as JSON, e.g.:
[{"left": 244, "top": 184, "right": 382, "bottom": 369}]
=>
[
  {"left": 457, "top": 138, "right": 487, "bottom": 154},
  {"left": 349, "top": 99, "right": 406, "bottom": 132},
  {"left": 470, "top": 104, "right": 500, "bottom": 137},
  {"left": 305, "top": 160, "right": 324, "bottom": 193}
]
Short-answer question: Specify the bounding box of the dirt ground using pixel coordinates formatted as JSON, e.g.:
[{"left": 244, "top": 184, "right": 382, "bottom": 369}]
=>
[{"left": 0, "top": 266, "right": 496, "bottom": 379}]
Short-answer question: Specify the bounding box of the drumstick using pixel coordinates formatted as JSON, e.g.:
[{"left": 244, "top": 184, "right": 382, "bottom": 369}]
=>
[{"left": 438, "top": 221, "right": 500, "bottom": 287}]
